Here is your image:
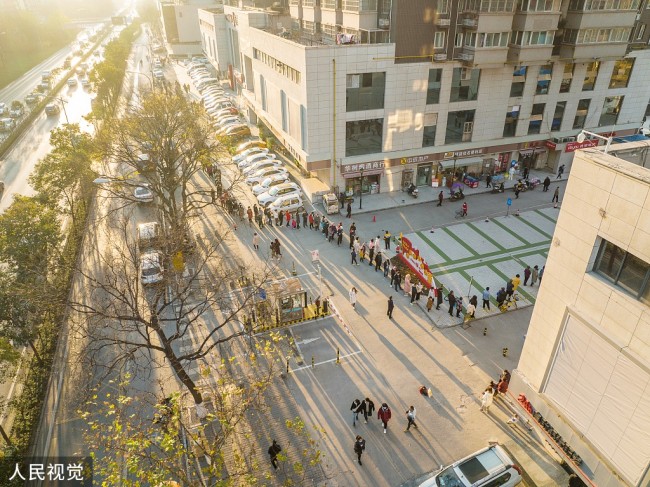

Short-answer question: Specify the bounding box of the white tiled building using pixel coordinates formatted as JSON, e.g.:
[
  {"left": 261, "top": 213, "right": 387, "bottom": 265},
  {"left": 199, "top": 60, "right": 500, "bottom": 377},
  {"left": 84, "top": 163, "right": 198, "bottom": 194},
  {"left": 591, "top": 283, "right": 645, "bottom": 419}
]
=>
[
  {"left": 159, "top": 0, "right": 221, "bottom": 56},
  {"left": 513, "top": 141, "right": 650, "bottom": 487}
]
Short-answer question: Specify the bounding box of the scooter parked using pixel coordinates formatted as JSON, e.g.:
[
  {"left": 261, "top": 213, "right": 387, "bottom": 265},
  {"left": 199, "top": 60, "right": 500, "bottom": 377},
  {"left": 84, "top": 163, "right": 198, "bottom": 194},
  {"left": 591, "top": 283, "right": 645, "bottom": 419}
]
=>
[
  {"left": 449, "top": 189, "right": 465, "bottom": 201},
  {"left": 491, "top": 182, "right": 505, "bottom": 194},
  {"left": 406, "top": 183, "right": 419, "bottom": 199}
]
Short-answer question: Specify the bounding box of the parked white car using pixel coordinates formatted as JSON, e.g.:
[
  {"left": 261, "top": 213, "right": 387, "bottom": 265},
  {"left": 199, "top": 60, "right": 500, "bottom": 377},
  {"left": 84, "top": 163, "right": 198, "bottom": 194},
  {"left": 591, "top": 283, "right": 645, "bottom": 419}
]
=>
[
  {"left": 242, "top": 159, "right": 282, "bottom": 176},
  {"left": 233, "top": 147, "right": 268, "bottom": 164},
  {"left": 417, "top": 444, "right": 523, "bottom": 487},
  {"left": 246, "top": 167, "right": 288, "bottom": 186},
  {"left": 257, "top": 183, "right": 301, "bottom": 207},
  {"left": 268, "top": 193, "right": 304, "bottom": 213},
  {"left": 238, "top": 152, "right": 276, "bottom": 170},
  {"left": 251, "top": 174, "right": 290, "bottom": 195},
  {"left": 134, "top": 184, "right": 154, "bottom": 203},
  {"left": 140, "top": 250, "right": 164, "bottom": 285}
]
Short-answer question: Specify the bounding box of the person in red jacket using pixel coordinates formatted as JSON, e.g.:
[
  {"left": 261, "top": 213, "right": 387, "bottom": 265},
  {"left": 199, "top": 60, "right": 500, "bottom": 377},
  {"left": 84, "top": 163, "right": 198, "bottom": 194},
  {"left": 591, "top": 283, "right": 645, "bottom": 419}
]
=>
[
  {"left": 461, "top": 202, "right": 468, "bottom": 217},
  {"left": 377, "top": 403, "right": 392, "bottom": 434}
]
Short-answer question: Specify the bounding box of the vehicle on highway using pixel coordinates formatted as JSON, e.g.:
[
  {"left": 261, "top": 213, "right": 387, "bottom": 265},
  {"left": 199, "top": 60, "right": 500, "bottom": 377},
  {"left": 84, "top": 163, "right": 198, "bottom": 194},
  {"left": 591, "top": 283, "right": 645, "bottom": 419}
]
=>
[
  {"left": 0, "top": 118, "right": 16, "bottom": 132},
  {"left": 251, "top": 174, "right": 290, "bottom": 195},
  {"left": 41, "top": 70, "right": 52, "bottom": 82},
  {"left": 63, "top": 57, "right": 72, "bottom": 68},
  {"left": 0, "top": 103, "right": 8, "bottom": 116},
  {"left": 140, "top": 250, "right": 164, "bottom": 285},
  {"left": 238, "top": 152, "right": 276, "bottom": 170},
  {"left": 243, "top": 159, "right": 282, "bottom": 177},
  {"left": 137, "top": 222, "right": 161, "bottom": 250},
  {"left": 236, "top": 139, "right": 267, "bottom": 153},
  {"left": 153, "top": 70, "right": 165, "bottom": 81},
  {"left": 220, "top": 124, "right": 251, "bottom": 140},
  {"left": 67, "top": 78, "right": 78, "bottom": 87},
  {"left": 37, "top": 82, "right": 50, "bottom": 93},
  {"left": 44, "top": 104, "right": 60, "bottom": 116},
  {"left": 417, "top": 444, "right": 522, "bottom": 487},
  {"left": 257, "top": 182, "right": 302, "bottom": 207},
  {"left": 246, "top": 167, "right": 288, "bottom": 186},
  {"left": 76, "top": 67, "right": 85, "bottom": 76},
  {"left": 134, "top": 184, "right": 154, "bottom": 203},
  {"left": 25, "top": 94, "right": 40, "bottom": 105},
  {"left": 233, "top": 147, "right": 268, "bottom": 164},
  {"left": 267, "top": 193, "right": 304, "bottom": 213},
  {"left": 81, "top": 78, "right": 91, "bottom": 88},
  {"left": 9, "top": 102, "right": 24, "bottom": 118}
]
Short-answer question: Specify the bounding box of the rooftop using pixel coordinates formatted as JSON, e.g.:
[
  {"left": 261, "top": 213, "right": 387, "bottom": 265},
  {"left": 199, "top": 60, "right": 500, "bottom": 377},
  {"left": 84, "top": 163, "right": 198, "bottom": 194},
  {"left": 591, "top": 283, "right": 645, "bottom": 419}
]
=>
[{"left": 583, "top": 139, "right": 650, "bottom": 182}]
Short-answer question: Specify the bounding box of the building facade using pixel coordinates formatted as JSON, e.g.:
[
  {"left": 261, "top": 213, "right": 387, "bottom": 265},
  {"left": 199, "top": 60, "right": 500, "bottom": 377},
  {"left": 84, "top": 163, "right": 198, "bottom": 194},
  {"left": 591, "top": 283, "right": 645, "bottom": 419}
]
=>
[
  {"left": 199, "top": 0, "right": 650, "bottom": 196},
  {"left": 159, "top": 0, "right": 221, "bottom": 56},
  {"left": 513, "top": 141, "right": 650, "bottom": 487}
]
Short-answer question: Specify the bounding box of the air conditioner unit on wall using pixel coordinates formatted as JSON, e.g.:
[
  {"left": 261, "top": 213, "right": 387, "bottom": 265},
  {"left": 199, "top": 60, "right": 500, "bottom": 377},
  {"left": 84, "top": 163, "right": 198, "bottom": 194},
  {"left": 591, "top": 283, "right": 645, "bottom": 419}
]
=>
[
  {"left": 436, "top": 18, "right": 451, "bottom": 26},
  {"left": 378, "top": 18, "right": 390, "bottom": 29},
  {"left": 434, "top": 53, "right": 447, "bottom": 61}
]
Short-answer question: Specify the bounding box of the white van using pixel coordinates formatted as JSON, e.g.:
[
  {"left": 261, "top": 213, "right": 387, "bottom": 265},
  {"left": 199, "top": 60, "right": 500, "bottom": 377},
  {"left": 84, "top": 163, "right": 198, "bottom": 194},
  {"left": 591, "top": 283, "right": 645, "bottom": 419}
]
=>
[
  {"left": 418, "top": 444, "right": 522, "bottom": 487},
  {"left": 137, "top": 222, "right": 160, "bottom": 250}
]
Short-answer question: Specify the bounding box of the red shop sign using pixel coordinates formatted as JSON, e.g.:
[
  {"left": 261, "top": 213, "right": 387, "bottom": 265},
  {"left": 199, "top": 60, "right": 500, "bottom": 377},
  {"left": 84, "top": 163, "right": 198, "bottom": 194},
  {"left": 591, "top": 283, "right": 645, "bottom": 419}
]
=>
[{"left": 565, "top": 139, "right": 598, "bottom": 152}]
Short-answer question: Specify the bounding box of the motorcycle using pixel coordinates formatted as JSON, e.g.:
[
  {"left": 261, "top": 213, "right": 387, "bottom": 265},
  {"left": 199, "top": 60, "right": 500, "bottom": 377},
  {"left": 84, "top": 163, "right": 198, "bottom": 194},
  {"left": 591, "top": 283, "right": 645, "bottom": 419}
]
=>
[
  {"left": 491, "top": 182, "right": 505, "bottom": 194},
  {"left": 449, "top": 189, "right": 465, "bottom": 201},
  {"left": 406, "top": 183, "right": 419, "bottom": 199},
  {"left": 513, "top": 180, "right": 528, "bottom": 193}
]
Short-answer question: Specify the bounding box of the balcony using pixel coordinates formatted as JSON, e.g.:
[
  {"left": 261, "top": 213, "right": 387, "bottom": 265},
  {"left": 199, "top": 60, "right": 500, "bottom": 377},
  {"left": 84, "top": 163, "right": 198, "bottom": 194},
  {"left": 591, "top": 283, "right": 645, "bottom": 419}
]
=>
[
  {"left": 564, "top": 10, "right": 637, "bottom": 30},
  {"left": 507, "top": 44, "right": 554, "bottom": 63},
  {"left": 434, "top": 53, "right": 447, "bottom": 61},
  {"left": 462, "top": 17, "right": 478, "bottom": 28},
  {"left": 436, "top": 17, "right": 451, "bottom": 27},
  {"left": 512, "top": 11, "right": 561, "bottom": 32},
  {"left": 559, "top": 42, "right": 628, "bottom": 61}
]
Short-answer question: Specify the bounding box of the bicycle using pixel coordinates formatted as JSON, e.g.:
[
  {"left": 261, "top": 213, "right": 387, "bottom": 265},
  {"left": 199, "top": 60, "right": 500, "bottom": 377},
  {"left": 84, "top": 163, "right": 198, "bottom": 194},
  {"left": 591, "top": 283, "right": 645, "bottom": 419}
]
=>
[
  {"left": 455, "top": 209, "right": 466, "bottom": 219},
  {"left": 499, "top": 293, "right": 520, "bottom": 312}
]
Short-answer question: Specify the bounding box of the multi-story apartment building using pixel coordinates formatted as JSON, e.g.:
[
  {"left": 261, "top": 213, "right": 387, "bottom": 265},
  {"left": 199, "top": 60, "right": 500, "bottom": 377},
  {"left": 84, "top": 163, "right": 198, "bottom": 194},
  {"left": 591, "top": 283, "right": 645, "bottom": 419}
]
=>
[
  {"left": 199, "top": 0, "right": 650, "bottom": 197},
  {"left": 513, "top": 140, "right": 650, "bottom": 487},
  {"left": 159, "top": 0, "right": 222, "bottom": 56}
]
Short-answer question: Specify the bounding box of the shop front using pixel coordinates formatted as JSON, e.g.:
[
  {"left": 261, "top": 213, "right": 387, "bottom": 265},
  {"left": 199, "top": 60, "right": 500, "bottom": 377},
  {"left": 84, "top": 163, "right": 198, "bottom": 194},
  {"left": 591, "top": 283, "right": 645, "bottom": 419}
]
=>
[
  {"left": 434, "top": 149, "right": 485, "bottom": 188},
  {"left": 341, "top": 161, "right": 384, "bottom": 196},
  {"left": 517, "top": 147, "right": 547, "bottom": 171}
]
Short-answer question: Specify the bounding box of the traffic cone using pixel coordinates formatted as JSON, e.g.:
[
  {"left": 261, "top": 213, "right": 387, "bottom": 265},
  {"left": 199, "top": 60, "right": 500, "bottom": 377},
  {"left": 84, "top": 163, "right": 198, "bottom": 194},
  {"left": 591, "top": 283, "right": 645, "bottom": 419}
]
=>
[{"left": 372, "top": 215, "right": 376, "bottom": 223}]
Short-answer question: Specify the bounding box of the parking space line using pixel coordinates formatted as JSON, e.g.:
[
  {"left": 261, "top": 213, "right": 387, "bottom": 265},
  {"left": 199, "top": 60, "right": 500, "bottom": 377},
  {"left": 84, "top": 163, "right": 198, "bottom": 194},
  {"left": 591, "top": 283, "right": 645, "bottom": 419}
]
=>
[
  {"left": 516, "top": 214, "right": 553, "bottom": 239},
  {"left": 533, "top": 208, "right": 558, "bottom": 225},
  {"left": 416, "top": 231, "right": 453, "bottom": 263},
  {"left": 441, "top": 226, "right": 480, "bottom": 257},
  {"left": 290, "top": 350, "right": 363, "bottom": 372},
  {"left": 466, "top": 222, "right": 506, "bottom": 251},
  {"left": 490, "top": 218, "right": 531, "bottom": 245}
]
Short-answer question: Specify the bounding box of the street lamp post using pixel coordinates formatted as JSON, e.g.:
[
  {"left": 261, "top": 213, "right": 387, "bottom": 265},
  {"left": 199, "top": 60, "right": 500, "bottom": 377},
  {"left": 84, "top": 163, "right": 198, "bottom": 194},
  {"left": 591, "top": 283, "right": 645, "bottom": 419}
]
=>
[
  {"left": 126, "top": 70, "right": 154, "bottom": 91},
  {"left": 55, "top": 97, "right": 70, "bottom": 124},
  {"left": 577, "top": 130, "right": 613, "bottom": 153},
  {"left": 359, "top": 168, "right": 364, "bottom": 210}
]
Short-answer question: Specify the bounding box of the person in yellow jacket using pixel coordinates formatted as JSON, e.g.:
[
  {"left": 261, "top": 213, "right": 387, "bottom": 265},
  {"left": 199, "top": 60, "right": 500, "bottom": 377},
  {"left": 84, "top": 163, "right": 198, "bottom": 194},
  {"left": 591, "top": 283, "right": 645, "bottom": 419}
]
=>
[{"left": 511, "top": 274, "right": 521, "bottom": 291}]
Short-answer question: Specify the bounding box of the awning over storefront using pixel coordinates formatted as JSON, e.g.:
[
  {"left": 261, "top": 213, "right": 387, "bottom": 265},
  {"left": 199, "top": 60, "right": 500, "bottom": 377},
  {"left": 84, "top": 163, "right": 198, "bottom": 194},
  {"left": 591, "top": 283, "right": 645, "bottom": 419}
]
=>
[
  {"left": 518, "top": 148, "right": 547, "bottom": 156},
  {"left": 438, "top": 156, "right": 483, "bottom": 169}
]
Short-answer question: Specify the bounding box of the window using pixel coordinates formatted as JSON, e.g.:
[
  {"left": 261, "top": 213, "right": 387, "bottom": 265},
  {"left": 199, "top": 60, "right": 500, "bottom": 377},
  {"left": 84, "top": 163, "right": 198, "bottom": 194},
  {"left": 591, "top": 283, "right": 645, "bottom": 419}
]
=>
[
  {"left": 594, "top": 239, "right": 650, "bottom": 304},
  {"left": 551, "top": 101, "right": 566, "bottom": 131},
  {"left": 455, "top": 32, "right": 464, "bottom": 47},
  {"left": 345, "top": 119, "right": 383, "bottom": 156},
  {"left": 423, "top": 116, "right": 437, "bottom": 147},
  {"left": 512, "top": 30, "right": 555, "bottom": 46},
  {"left": 567, "top": 27, "right": 632, "bottom": 44},
  {"left": 536, "top": 64, "right": 552, "bottom": 94},
  {"left": 599, "top": 95, "right": 623, "bottom": 126},
  {"left": 582, "top": 61, "right": 599, "bottom": 91},
  {"left": 517, "top": 0, "right": 558, "bottom": 10},
  {"left": 528, "top": 103, "right": 545, "bottom": 134},
  {"left": 573, "top": 98, "right": 591, "bottom": 129},
  {"left": 636, "top": 24, "right": 646, "bottom": 40},
  {"left": 438, "top": 0, "right": 451, "bottom": 12},
  {"left": 510, "top": 66, "right": 527, "bottom": 97},
  {"left": 560, "top": 63, "right": 574, "bottom": 93},
  {"left": 342, "top": 0, "right": 378, "bottom": 10},
  {"left": 609, "top": 58, "right": 634, "bottom": 89},
  {"left": 346, "top": 72, "right": 386, "bottom": 111},
  {"left": 253, "top": 48, "right": 301, "bottom": 84},
  {"left": 483, "top": 472, "right": 513, "bottom": 487},
  {"left": 434, "top": 31, "right": 446, "bottom": 48},
  {"left": 503, "top": 105, "right": 520, "bottom": 137},
  {"left": 426, "top": 69, "right": 442, "bottom": 104},
  {"left": 322, "top": 0, "right": 336, "bottom": 7},
  {"left": 450, "top": 68, "right": 480, "bottom": 102},
  {"left": 569, "top": 0, "right": 640, "bottom": 10},
  {"left": 464, "top": 32, "right": 478, "bottom": 47},
  {"left": 445, "top": 110, "right": 475, "bottom": 144},
  {"left": 479, "top": 32, "right": 509, "bottom": 47}
]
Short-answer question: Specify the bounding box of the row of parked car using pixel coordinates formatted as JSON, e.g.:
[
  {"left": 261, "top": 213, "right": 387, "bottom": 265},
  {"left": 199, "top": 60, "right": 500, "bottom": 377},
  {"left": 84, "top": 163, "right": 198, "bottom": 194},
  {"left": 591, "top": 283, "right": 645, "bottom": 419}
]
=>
[
  {"left": 230, "top": 139, "right": 305, "bottom": 214},
  {"left": 188, "top": 63, "right": 251, "bottom": 140}
]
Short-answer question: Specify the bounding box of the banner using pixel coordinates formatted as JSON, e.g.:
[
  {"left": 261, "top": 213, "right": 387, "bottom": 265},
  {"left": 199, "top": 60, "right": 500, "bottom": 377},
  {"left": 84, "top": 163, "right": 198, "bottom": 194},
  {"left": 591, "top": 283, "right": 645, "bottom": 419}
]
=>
[{"left": 397, "top": 235, "right": 434, "bottom": 287}]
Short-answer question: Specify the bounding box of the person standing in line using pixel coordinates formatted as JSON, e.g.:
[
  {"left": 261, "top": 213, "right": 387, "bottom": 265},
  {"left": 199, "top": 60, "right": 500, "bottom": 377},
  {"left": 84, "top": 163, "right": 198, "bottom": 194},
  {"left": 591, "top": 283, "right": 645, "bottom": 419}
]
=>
[
  {"left": 539, "top": 265, "right": 545, "bottom": 283},
  {"left": 337, "top": 223, "right": 344, "bottom": 246},
  {"left": 350, "top": 398, "right": 361, "bottom": 426},
  {"left": 556, "top": 164, "right": 565, "bottom": 179},
  {"left": 354, "top": 435, "right": 366, "bottom": 466},
  {"left": 486, "top": 174, "right": 492, "bottom": 188},
  {"left": 278, "top": 209, "right": 284, "bottom": 227},
  {"left": 363, "top": 397, "right": 375, "bottom": 423},
  {"left": 436, "top": 284, "right": 444, "bottom": 310},
  {"left": 404, "top": 274, "right": 412, "bottom": 298},
  {"left": 268, "top": 440, "right": 282, "bottom": 470},
  {"left": 523, "top": 265, "right": 532, "bottom": 286},
  {"left": 552, "top": 186, "right": 560, "bottom": 203},
  {"left": 346, "top": 202, "right": 352, "bottom": 218},
  {"left": 384, "top": 230, "right": 391, "bottom": 250},
  {"left": 531, "top": 265, "right": 539, "bottom": 286},
  {"left": 387, "top": 296, "right": 394, "bottom": 319},
  {"left": 426, "top": 290, "right": 434, "bottom": 312},
  {"left": 415, "top": 282, "right": 423, "bottom": 302},
  {"left": 389, "top": 265, "right": 396, "bottom": 287},
  {"left": 252, "top": 232, "right": 260, "bottom": 251},
  {"left": 404, "top": 406, "right": 418, "bottom": 432},
  {"left": 351, "top": 247, "right": 358, "bottom": 266},
  {"left": 247, "top": 206, "right": 254, "bottom": 226},
  {"left": 383, "top": 259, "right": 390, "bottom": 278},
  {"left": 374, "top": 251, "right": 382, "bottom": 272},
  {"left": 302, "top": 209, "right": 308, "bottom": 229},
  {"left": 455, "top": 296, "right": 463, "bottom": 318},
  {"left": 482, "top": 287, "right": 491, "bottom": 310},
  {"left": 349, "top": 287, "right": 358, "bottom": 309},
  {"left": 368, "top": 239, "right": 375, "bottom": 265},
  {"left": 447, "top": 290, "right": 457, "bottom": 316},
  {"left": 437, "top": 190, "right": 443, "bottom": 207},
  {"left": 394, "top": 270, "right": 402, "bottom": 291},
  {"left": 378, "top": 403, "right": 392, "bottom": 434},
  {"left": 294, "top": 210, "right": 301, "bottom": 229},
  {"left": 543, "top": 176, "right": 551, "bottom": 192},
  {"left": 410, "top": 281, "right": 417, "bottom": 304},
  {"left": 308, "top": 212, "right": 314, "bottom": 229},
  {"left": 511, "top": 274, "right": 521, "bottom": 292},
  {"left": 480, "top": 387, "right": 494, "bottom": 413}
]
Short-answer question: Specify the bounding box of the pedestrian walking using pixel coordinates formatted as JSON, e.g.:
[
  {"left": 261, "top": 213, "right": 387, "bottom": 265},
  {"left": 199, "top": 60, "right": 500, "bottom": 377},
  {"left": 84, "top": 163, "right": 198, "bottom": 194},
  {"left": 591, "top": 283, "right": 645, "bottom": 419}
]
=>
[
  {"left": 437, "top": 190, "right": 443, "bottom": 207},
  {"left": 274, "top": 238, "right": 282, "bottom": 259},
  {"left": 539, "top": 265, "right": 545, "bottom": 283},
  {"left": 404, "top": 406, "right": 418, "bottom": 432},
  {"left": 514, "top": 186, "right": 520, "bottom": 199},
  {"left": 404, "top": 274, "right": 412, "bottom": 297},
  {"left": 247, "top": 206, "right": 254, "bottom": 226},
  {"left": 523, "top": 265, "right": 531, "bottom": 286},
  {"left": 426, "top": 290, "right": 434, "bottom": 312},
  {"left": 350, "top": 398, "right": 361, "bottom": 426},
  {"left": 461, "top": 201, "right": 468, "bottom": 217},
  {"left": 346, "top": 202, "right": 352, "bottom": 218},
  {"left": 556, "top": 163, "right": 565, "bottom": 179},
  {"left": 466, "top": 301, "right": 476, "bottom": 319},
  {"left": 252, "top": 232, "right": 260, "bottom": 250},
  {"left": 455, "top": 296, "right": 463, "bottom": 317},
  {"left": 505, "top": 279, "right": 515, "bottom": 299},
  {"left": 308, "top": 212, "right": 314, "bottom": 229},
  {"left": 480, "top": 388, "right": 494, "bottom": 413},
  {"left": 278, "top": 209, "right": 284, "bottom": 226},
  {"left": 447, "top": 290, "right": 456, "bottom": 316},
  {"left": 363, "top": 397, "right": 375, "bottom": 422},
  {"left": 509, "top": 165, "right": 516, "bottom": 181},
  {"left": 384, "top": 230, "right": 391, "bottom": 250},
  {"left": 349, "top": 287, "right": 358, "bottom": 309},
  {"left": 377, "top": 403, "right": 392, "bottom": 434},
  {"left": 496, "top": 287, "right": 507, "bottom": 307},
  {"left": 531, "top": 265, "right": 539, "bottom": 286},
  {"left": 359, "top": 243, "right": 366, "bottom": 263},
  {"left": 552, "top": 186, "right": 560, "bottom": 203},
  {"left": 482, "top": 287, "right": 491, "bottom": 310},
  {"left": 383, "top": 259, "right": 389, "bottom": 277},
  {"left": 436, "top": 284, "right": 444, "bottom": 310},
  {"left": 511, "top": 274, "right": 521, "bottom": 292},
  {"left": 543, "top": 176, "right": 551, "bottom": 192},
  {"left": 389, "top": 265, "right": 396, "bottom": 287},
  {"left": 268, "top": 440, "right": 282, "bottom": 470},
  {"left": 351, "top": 248, "right": 358, "bottom": 266},
  {"left": 353, "top": 435, "right": 366, "bottom": 465},
  {"left": 387, "top": 296, "right": 394, "bottom": 319},
  {"left": 469, "top": 295, "right": 478, "bottom": 308},
  {"left": 354, "top": 396, "right": 366, "bottom": 423},
  {"left": 486, "top": 174, "right": 492, "bottom": 188}
]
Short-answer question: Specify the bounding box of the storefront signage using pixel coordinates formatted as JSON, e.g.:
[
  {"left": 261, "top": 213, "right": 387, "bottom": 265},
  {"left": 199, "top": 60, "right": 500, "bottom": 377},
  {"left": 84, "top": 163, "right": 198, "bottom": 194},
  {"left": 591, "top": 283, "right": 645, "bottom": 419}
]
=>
[
  {"left": 443, "top": 148, "right": 484, "bottom": 158},
  {"left": 341, "top": 161, "right": 385, "bottom": 174},
  {"left": 545, "top": 140, "right": 557, "bottom": 150},
  {"left": 565, "top": 139, "right": 598, "bottom": 152},
  {"left": 400, "top": 155, "right": 435, "bottom": 165}
]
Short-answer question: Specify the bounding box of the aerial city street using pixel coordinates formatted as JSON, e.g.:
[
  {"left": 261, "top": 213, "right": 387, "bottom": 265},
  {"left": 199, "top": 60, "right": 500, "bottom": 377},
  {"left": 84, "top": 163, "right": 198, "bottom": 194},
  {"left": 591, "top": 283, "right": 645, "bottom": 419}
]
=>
[{"left": 0, "top": 0, "right": 649, "bottom": 487}]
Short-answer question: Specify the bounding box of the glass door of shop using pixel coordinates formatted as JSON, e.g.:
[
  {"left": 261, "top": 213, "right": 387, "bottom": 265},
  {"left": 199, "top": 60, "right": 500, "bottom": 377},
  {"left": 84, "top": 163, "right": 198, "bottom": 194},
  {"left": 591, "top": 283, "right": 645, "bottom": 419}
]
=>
[{"left": 416, "top": 164, "right": 431, "bottom": 186}]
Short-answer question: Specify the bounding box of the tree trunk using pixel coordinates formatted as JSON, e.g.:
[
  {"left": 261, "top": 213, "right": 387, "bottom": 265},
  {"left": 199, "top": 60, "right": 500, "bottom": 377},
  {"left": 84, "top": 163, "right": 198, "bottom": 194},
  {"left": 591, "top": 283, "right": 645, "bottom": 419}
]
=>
[{"left": 27, "top": 339, "right": 42, "bottom": 365}]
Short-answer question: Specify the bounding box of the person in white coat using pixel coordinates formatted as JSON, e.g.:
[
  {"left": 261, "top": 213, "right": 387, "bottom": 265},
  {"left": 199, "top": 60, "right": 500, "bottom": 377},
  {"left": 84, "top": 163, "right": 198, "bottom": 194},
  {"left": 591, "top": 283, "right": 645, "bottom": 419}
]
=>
[
  {"left": 480, "top": 387, "right": 494, "bottom": 413},
  {"left": 349, "top": 287, "right": 358, "bottom": 309}
]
